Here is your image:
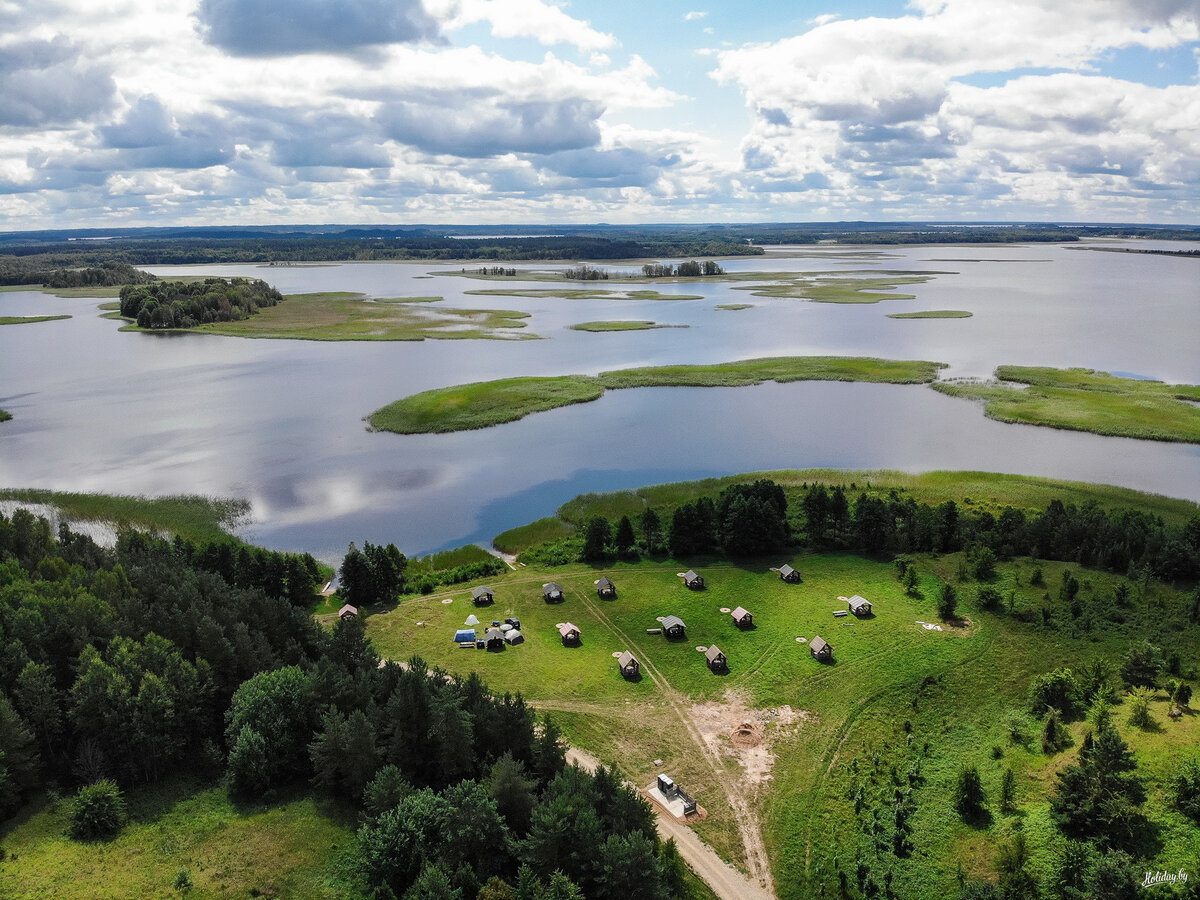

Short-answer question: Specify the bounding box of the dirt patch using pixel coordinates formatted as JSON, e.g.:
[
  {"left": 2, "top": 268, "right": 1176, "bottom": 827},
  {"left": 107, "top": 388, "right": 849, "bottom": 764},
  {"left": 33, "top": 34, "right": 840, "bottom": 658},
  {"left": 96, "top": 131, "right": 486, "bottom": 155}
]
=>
[{"left": 689, "top": 689, "right": 809, "bottom": 786}]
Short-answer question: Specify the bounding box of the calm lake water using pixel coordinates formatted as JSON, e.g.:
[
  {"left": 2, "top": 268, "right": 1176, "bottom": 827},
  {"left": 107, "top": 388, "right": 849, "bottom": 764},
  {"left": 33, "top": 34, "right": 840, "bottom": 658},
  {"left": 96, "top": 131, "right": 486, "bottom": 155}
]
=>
[{"left": 1, "top": 241, "right": 1197, "bottom": 562}]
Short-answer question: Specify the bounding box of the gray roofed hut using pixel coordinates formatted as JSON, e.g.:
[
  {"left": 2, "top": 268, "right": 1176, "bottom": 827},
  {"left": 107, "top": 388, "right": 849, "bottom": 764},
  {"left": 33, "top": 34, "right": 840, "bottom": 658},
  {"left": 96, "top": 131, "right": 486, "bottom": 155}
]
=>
[
  {"left": 779, "top": 564, "right": 801, "bottom": 583},
  {"left": 338, "top": 604, "right": 358, "bottom": 621},
  {"left": 731, "top": 606, "right": 753, "bottom": 629},
  {"left": 617, "top": 650, "right": 640, "bottom": 679},
  {"left": 484, "top": 627, "right": 506, "bottom": 650},
  {"left": 682, "top": 570, "right": 705, "bottom": 590},
  {"left": 472, "top": 586, "right": 495, "bottom": 606},
  {"left": 705, "top": 645, "right": 728, "bottom": 673},
  {"left": 596, "top": 576, "right": 616, "bottom": 599},
  {"left": 661, "top": 615, "right": 687, "bottom": 640},
  {"left": 543, "top": 582, "right": 564, "bottom": 603},
  {"left": 558, "top": 622, "right": 581, "bottom": 645},
  {"left": 809, "top": 635, "right": 833, "bottom": 662},
  {"left": 847, "top": 595, "right": 872, "bottom": 617}
]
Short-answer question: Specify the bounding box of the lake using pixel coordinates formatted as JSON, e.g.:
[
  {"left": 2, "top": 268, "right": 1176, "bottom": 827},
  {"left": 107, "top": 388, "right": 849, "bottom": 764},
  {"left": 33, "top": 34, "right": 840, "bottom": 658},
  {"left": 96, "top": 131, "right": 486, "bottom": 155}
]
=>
[{"left": 1, "top": 241, "right": 1197, "bottom": 562}]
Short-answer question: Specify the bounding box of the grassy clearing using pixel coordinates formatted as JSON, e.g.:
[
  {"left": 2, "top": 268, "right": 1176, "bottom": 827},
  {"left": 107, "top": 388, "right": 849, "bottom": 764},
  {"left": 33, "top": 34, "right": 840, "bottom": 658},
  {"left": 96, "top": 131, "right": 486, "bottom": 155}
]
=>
[
  {"left": 0, "top": 780, "right": 367, "bottom": 900},
  {"left": 124, "top": 291, "right": 534, "bottom": 342},
  {"left": 0, "top": 315, "right": 71, "bottom": 325},
  {"left": 369, "top": 357, "right": 945, "bottom": 434},
  {"left": 493, "top": 517, "right": 577, "bottom": 554},
  {"left": 368, "top": 375, "right": 606, "bottom": 434},
  {"left": 0, "top": 489, "right": 248, "bottom": 544},
  {"left": 569, "top": 320, "right": 685, "bottom": 332},
  {"left": 715, "top": 303, "right": 754, "bottom": 311},
  {"left": 887, "top": 309, "right": 972, "bottom": 319},
  {"left": 934, "top": 366, "right": 1200, "bottom": 443},
  {"left": 466, "top": 288, "right": 703, "bottom": 301}
]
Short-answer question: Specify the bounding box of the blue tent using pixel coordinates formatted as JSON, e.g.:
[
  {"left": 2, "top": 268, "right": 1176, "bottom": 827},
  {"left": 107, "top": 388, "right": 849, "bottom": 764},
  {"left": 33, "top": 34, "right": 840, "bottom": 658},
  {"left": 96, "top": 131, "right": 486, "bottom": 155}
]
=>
[{"left": 453, "top": 628, "right": 477, "bottom": 642}]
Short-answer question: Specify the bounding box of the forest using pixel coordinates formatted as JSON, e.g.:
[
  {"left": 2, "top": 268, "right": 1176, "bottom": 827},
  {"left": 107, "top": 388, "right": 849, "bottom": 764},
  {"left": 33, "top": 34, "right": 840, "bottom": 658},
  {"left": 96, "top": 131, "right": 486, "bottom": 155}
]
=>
[
  {"left": 0, "top": 510, "right": 691, "bottom": 900},
  {"left": 117, "top": 277, "right": 284, "bottom": 329}
]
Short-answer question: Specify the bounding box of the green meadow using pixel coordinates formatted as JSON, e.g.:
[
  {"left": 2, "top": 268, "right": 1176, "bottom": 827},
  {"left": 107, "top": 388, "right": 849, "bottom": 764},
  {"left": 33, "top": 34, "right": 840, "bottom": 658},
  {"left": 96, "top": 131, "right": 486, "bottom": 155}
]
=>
[
  {"left": 369, "top": 357, "right": 945, "bottom": 434},
  {"left": 934, "top": 366, "right": 1200, "bottom": 443}
]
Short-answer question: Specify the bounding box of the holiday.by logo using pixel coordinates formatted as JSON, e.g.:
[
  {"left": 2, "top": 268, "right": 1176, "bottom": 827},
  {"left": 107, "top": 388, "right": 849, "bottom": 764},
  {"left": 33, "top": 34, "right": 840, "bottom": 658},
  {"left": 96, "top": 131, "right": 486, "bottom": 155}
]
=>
[{"left": 1142, "top": 869, "right": 1188, "bottom": 889}]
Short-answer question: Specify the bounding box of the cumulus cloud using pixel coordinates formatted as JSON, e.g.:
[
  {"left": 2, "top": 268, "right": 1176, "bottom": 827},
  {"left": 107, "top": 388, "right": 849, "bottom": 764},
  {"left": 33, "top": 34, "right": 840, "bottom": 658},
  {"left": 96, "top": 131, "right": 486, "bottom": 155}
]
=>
[
  {"left": 195, "top": 0, "right": 441, "bottom": 56},
  {"left": 435, "top": 0, "right": 614, "bottom": 51},
  {"left": 0, "top": 38, "right": 118, "bottom": 127}
]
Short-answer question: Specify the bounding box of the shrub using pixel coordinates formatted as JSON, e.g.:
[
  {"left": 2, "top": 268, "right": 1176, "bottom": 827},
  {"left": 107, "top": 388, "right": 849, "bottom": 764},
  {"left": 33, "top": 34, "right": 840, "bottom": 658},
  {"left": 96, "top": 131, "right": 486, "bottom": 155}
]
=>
[
  {"left": 69, "top": 780, "right": 127, "bottom": 840},
  {"left": 937, "top": 583, "right": 958, "bottom": 620}
]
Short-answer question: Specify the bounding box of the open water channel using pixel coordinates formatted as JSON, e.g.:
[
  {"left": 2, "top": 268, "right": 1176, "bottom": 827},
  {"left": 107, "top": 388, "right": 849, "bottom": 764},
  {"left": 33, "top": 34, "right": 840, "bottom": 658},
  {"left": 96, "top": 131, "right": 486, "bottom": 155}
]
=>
[{"left": 1, "top": 241, "right": 1197, "bottom": 562}]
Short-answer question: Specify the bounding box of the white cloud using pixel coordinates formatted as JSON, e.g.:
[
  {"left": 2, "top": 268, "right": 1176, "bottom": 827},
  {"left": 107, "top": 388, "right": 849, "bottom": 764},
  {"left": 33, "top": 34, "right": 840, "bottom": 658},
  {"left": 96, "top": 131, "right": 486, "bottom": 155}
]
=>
[
  {"left": 434, "top": 0, "right": 615, "bottom": 51},
  {"left": 685, "top": 11, "right": 707, "bottom": 21}
]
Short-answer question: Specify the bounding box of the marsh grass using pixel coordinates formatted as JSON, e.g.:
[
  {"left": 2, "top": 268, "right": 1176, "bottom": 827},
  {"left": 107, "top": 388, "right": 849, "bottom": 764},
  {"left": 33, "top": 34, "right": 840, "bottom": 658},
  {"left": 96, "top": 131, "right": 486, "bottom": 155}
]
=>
[
  {"left": 569, "top": 320, "right": 684, "bottom": 332},
  {"left": 887, "top": 310, "right": 972, "bottom": 319},
  {"left": 466, "top": 288, "right": 703, "bottom": 301},
  {"left": 0, "top": 315, "right": 71, "bottom": 325},
  {"left": 934, "top": 366, "right": 1200, "bottom": 443},
  {"left": 715, "top": 303, "right": 754, "bottom": 310},
  {"left": 369, "top": 357, "right": 945, "bottom": 434}
]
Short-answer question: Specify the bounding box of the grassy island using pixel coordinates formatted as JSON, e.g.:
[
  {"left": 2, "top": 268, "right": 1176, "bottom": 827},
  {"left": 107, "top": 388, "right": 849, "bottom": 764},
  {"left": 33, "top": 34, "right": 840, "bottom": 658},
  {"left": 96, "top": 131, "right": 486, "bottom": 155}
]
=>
[
  {"left": 568, "top": 320, "right": 684, "bottom": 332},
  {"left": 887, "top": 309, "right": 972, "bottom": 319},
  {"left": 0, "top": 314, "right": 71, "bottom": 325},
  {"left": 466, "top": 287, "right": 703, "bottom": 301},
  {"left": 731, "top": 271, "right": 939, "bottom": 303},
  {"left": 369, "top": 356, "right": 945, "bottom": 434},
  {"left": 934, "top": 366, "right": 1200, "bottom": 443},
  {"left": 0, "top": 409, "right": 11, "bottom": 422},
  {"left": 715, "top": 303, "right": 754, "bottom": 310}
]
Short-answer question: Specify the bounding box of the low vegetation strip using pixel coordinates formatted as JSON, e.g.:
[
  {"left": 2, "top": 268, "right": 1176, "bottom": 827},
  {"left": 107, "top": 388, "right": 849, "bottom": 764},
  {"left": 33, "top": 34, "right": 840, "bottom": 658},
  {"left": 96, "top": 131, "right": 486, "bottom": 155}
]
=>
[
  {"left": 569, "top": 320, "right": 683, "bottom": 332},
  {"left": 0, "top": 314, "right": 71, "bottom": 325},
  {"left": 887, "top": 310, "right": 972, "bottom": 319},
  {"left": 0, "top": 409, "right": 11, "bottom": 422},
  {"left": 466, "top": 287, "right": 704, "bottom": 300},
  {"left": 933, "top": 366, "right": 1200, "bottom": 443},
  {"left": 369, "top": 357, "right": 945, "bottom": 434}
]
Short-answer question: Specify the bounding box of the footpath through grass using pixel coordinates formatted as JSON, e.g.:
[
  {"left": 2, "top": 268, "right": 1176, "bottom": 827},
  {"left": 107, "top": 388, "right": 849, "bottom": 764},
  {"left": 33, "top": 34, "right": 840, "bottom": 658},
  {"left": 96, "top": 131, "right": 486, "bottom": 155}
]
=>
[
  {"left": 369, "top": 356, "right": 946, "bottom": 434},
  {"left": 934, "top": 365, "right": 1200, "bottom": 443}
]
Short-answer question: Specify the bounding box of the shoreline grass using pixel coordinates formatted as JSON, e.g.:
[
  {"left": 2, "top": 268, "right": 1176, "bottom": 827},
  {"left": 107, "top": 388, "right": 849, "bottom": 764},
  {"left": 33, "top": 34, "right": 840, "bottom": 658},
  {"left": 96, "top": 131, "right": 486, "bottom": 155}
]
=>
[
  {"left": 887, "top": 309, "right": 972, "bottom": 318},
  {"left": 568, "top": 320, "right": 685, "bottom": 332},
  {"left": 368, "top": 357, "right": 946, "bottom": 434},
  {"left": 0, "top": 314, "right": 72, "bottom": 325},
  {"left": 715, "top": 303, "right": 754, "bottom": 310},
  {"left": 934, "top": 366, "right": 1200, "bottom": 443}
]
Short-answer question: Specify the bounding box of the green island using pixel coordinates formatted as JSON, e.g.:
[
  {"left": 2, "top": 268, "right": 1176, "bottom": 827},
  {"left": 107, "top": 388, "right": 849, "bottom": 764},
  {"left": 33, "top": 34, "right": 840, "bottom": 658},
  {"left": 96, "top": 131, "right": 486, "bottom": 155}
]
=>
[
  {"left": 0, "top": 409, "right": 11, "bottom": 422},
  {"left": 1, "top": 471, "right": 1198, "bottom": 899},
  {"left": 887, "top": 309, "right": 972, "bottom": 319},
  {"left": 934, "top": 366, "right": 1200, "bottom": 443},
  {"left": 0, "top": 314, "right": 71, "bottom": 325},
  {"left": 731, "top": 271, "right": 940, "bottom": 303},
  {"left": 466, "top": 287, "right": 704, "bottom": 301},
  {"left": 569, "top": 321, "right": 685, "bottom": 332},
  {"left": 714, "top": 303, "right": 754, "bottom": 311},
  {"left": 368, "top": 356, "right": 945, "bottom": 434}
]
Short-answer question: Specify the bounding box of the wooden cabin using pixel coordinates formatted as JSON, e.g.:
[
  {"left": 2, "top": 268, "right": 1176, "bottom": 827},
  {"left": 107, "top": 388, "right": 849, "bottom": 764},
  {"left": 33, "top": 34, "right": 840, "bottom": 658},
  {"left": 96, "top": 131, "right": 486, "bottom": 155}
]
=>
[
  {"left": 558, "top": 622, "right": 581, "bottom": 645},
  {"left": 779, "top": 564, "right": 801, "bottom": 583},
  {"left": 543, "top": 582, "right": 564, "bottom": 603},
  {"left": 662, "top": 615, "right": 687, "bottom": 640},
  {"left": 595, "top": 576, "right": 617, "bottom": 599},
  {"left": 731, "top": 606, "right": 753, "bottom": 629},
  {"left": 617, "top": 650, "right": 640, "bottom": 679},
  {"left": 809, "top": 635, "right": 833, "bottom": 662},
  {"left": 682, "top": 570, "right": 705, "bottom": 590},
  {"left": 705, "top": 645, "right": 728, "bottom": 673},
  {"left": 472, "top": 586, "right": 494, "bottom": 606},
  {"left": 484, "top": 627, "right": 506, "bottom": 650},
  {"left": 847, "top": 595, "right": 872, "bottom": 617},
  {"left": 337, "top": 604, "right": 358, "bottom": 621}
]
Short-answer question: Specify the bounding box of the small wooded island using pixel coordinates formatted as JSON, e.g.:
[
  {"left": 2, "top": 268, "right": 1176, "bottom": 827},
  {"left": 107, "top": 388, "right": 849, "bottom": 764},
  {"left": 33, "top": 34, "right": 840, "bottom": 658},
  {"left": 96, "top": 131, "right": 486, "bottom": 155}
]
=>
[{"left": 119, "top": 278, "right": 283, "bottom": 329}]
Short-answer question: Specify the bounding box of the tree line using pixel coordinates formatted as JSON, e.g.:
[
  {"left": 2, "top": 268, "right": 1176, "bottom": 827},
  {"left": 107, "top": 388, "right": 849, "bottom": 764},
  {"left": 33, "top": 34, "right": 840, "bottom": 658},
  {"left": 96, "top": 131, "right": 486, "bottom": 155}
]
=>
[
  {"left": 0, "top": 510, "right": 689, "bottom": 899},
  {"left": 118, "top": 277, "right": 283, "bottom": 329},
  {"left": 640, "top": 261, "right": 724, "bottom": 277}
]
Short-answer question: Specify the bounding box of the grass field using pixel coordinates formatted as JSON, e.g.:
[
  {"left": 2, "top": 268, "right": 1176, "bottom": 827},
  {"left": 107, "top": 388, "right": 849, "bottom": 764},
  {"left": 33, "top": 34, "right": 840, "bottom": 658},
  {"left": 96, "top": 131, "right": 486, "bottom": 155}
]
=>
[
  {"left": 0, "top": 315, "right": 71, "bottom": 325},
  {"left": 364, "top": 544, "right": 1200, "bottom": 900},
  {"left": 0, "top": 489, "right": 248, "bottom": 544},
  {"left": 934, "top": 366, "right": 1200, "bottom": 443},
  {"left": 368, "top": 357, "right": 945, "bottom": 434},
  {"left": 887, "top": 309, "right": 972, "bottom": 318},
  {"left": 0, "top": 780, "right": 368, "bottom": 900},
  {"left": 569, "top": 320, "right": 684, "bottom": 332}
]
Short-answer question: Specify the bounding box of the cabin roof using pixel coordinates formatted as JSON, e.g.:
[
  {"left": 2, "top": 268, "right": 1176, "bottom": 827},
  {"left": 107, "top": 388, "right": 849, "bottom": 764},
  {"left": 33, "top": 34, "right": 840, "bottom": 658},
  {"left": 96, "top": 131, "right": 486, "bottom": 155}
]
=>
[
  {"left": 683, "top": 570, "right": 700, "bottom": 581},
  {"left": 848, "top": 594, "right": 870, "bottom": 608},
  {"left": 662, "top": 615, "right": 686, "bottom": 630},
  {"left": 472, "top": 586, "right": 493, "bottom": 598},
  {"left": 732, "top": 606, "right": 751, "bottom": 619},
  {"left": 485, "top": 627, "right": 505, "bottom": 641},
  {"left": 705, "top": 645, "right": 725, "bottom": 662},
  {"left": 596, "top": 576, "right": 614, "bottom": 588},
  {"left": 338, "top": 604, "right": 358, "bottom": 617},
  {"left": 810, "top": 635, "right": 829, "bottom": 653},
  {"left": 617, "top": 650, "right": 638, "bottom": 667},
  {"left": 558, "top": 622, "right": 580, "bottom": 638},
  {"left": 543, "top": 582, "right": 563, "bottom": 593},
  {"left": 780, "top": 564, "right": 795, "bottom": 575}
]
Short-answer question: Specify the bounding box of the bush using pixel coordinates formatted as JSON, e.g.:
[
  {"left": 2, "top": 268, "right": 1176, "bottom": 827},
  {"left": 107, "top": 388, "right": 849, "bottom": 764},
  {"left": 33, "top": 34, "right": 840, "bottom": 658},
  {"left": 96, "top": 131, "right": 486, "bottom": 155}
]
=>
[{"left": 69, "top": 780, "right": 127, "bottom": 840}]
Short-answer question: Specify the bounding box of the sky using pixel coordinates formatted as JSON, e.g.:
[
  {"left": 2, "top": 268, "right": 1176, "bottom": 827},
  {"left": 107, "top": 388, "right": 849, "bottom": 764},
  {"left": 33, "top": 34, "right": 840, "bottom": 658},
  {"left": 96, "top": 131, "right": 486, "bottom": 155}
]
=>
[{"left": 1, "top": 0, "right": 1198, "bottom": 228}]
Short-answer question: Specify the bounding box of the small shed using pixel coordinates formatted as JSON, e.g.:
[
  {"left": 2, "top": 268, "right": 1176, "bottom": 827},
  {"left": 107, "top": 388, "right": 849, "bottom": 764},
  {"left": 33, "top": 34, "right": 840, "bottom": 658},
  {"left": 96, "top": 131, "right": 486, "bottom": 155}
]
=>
[
  {"left": 453, "top": 628, "right": 477, "bottom": 644},
  {"left": 558, "top": 622, "right": 581, "bottom": 645},
  {"left": 503, "top": 629, "right": 524, "bottom": 645},
  {"left": 682, "top": 570, "right": 705, "bottom": 590},
  {"left": 338, "top": 604, "right": 358, "bottom": 621},
  {"left": 617, "top": 650, "right": 640, "bottom": 679},
  {"left": 543, "top": 582, "right": 564, "bottom": 603},
  {"left": 484, "top": 627, "right": 505, "bottom": 650},
  {"left": 810, "top": 635, "right": 833, "bottom": 662},
  {"left": 472, "top": 586, "right": 495, "bottom": 606},
  {"left": 662, "top": 615, "right": 687, "bottom": 640},
  {"left": 847, "top": 595, "right": 872, "bottom": 617},
  {"left": 779, "top": 564, "right": 801, "bottom": 584},
  {"left": 731, "top": 606, "right": 754, "bottom": 629},
  {"left": 596, "top": 576, "right": 617, "bottom": 599},
  {"left": 705, "top": 645, "right": 728, "bottom": 673}
]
